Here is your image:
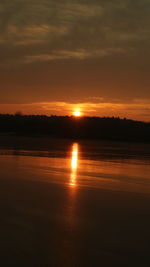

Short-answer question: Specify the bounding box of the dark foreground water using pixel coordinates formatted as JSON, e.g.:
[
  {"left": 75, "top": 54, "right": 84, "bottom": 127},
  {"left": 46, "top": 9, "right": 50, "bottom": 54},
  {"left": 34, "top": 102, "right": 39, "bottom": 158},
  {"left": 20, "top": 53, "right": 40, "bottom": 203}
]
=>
[{"left": 0, "top": 137, "right": 150, "bottom": 266}]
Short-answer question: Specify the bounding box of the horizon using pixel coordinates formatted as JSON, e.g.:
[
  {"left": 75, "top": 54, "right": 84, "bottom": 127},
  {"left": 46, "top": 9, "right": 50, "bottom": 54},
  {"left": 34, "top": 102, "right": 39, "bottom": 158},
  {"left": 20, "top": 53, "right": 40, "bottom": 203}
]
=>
[
  {"left": 0, "top": 0, "right": 150, "bottom": 121},
  {"left": 0, "top": 112, "right": 149, "bottom": 124},
  {"left": 0, "top": 102, "right": 150, "bottom": 122},
  {"left": 0, "top": 1, "right": 150, "bottom": 264}
]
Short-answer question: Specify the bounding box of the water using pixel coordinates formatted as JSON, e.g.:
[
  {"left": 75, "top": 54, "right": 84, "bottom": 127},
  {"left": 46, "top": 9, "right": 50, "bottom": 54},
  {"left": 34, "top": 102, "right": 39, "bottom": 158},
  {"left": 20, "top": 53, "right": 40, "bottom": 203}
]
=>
[
  {"left": 0, "top": 137, "right": 150, "bottom": 266},
  {"left": 0, "top": 139, "right": 150, "bottom": 194}
]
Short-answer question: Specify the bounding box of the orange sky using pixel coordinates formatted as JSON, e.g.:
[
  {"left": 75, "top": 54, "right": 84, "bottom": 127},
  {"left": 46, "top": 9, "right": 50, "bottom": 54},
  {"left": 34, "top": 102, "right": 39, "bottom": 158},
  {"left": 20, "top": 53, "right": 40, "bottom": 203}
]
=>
[
  {"left": 0, "top": 0, "right": 150, "bottom": 121},
  {"left": 0, "top": 100, "right": 150, "bottom": 121}
]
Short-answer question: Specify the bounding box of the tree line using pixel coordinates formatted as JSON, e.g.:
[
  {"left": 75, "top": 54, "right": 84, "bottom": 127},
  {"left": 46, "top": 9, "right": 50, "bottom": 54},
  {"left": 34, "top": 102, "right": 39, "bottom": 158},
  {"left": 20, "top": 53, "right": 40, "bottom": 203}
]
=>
[{"left": 0, "top": 114, "right": 150, "bottom": 143}]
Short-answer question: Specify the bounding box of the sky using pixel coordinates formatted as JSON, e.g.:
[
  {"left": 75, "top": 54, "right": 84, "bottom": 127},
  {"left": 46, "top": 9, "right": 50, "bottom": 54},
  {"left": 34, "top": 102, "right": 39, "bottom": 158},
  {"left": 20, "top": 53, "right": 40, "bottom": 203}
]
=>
[{"left": 0, "top": 0, "right": 150, "bottom": 121}]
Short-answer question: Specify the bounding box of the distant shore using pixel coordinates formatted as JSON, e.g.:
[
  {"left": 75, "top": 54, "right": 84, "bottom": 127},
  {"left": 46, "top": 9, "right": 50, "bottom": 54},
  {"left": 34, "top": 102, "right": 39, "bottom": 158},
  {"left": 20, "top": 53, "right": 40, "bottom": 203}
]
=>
[{"left": 0, "top": 114, "right": 150, "bottom": 143}]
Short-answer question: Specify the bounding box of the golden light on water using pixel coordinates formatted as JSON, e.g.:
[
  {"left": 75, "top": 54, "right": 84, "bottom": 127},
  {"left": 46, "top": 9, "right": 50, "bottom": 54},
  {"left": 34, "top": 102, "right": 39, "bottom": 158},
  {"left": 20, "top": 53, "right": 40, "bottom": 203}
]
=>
[
  {"left": 71, "top": 144, "right": 78, "bottom": 169},
  {"left": 70, "top": 143, "right": 79, "bottom": 187}
]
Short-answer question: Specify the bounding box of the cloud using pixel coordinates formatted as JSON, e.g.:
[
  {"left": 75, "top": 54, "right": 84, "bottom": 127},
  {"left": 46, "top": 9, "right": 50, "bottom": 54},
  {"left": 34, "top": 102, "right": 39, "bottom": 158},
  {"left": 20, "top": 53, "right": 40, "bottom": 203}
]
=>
[
  {"left": 0, "top": 0, "right": 150, "bottom": 65},
  {"left": 23, "top": 47, "right": 127, "bottom": 63},
  {"left": 0, "top": 0, "right": 150, "bottom": 122},
  {"left": 8, "top": 24, "right": 69, "bottom": 46},
  {"left": 1, "top": 99, "right": 150, "bottom": 122}
]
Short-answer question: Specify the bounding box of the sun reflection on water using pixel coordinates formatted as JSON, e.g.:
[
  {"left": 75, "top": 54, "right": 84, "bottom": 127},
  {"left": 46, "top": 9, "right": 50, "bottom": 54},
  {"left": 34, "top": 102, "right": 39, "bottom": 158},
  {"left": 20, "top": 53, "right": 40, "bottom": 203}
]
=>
[{"left": 70, "top": 143, "right": 79, "bottom": 187}]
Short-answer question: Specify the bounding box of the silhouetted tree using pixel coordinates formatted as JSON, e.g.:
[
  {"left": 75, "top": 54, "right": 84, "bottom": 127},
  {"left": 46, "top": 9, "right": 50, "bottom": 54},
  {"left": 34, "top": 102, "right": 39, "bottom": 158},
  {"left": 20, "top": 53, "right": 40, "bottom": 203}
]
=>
[{"left": 0, "top": 114, "right": 149, "bottom": 143}]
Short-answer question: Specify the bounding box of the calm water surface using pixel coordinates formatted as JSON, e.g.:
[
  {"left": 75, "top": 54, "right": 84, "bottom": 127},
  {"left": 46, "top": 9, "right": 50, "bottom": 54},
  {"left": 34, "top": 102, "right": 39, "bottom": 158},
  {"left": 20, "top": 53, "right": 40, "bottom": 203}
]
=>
[
  {"left": 0, "top": 140, "right": 150, "bottom": 193},
  {"left": 0, "top": 138, "right": 150, "bottom": 266}
]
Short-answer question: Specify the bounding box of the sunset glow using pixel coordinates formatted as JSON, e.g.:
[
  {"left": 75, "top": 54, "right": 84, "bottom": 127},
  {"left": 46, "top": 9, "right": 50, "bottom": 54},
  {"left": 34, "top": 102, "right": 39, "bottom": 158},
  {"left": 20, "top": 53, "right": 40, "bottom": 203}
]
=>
[
  {"left": 73, "top": 109, "right": 82, "bottom": 117},
  {"left": 0, "top": 1, "right": 150, "bottom": 265},
  {"left": 0, "top": 0, "right": 150, "bottom": 122}
]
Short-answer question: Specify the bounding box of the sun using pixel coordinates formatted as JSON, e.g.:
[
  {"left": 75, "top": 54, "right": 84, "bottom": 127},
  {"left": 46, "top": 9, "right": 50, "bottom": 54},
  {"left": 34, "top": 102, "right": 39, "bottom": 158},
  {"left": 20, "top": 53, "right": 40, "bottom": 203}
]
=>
[{"left": 73, "top": 109, "right": 81, "bottom": 117}]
